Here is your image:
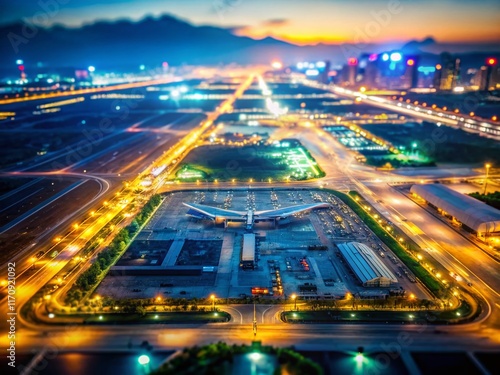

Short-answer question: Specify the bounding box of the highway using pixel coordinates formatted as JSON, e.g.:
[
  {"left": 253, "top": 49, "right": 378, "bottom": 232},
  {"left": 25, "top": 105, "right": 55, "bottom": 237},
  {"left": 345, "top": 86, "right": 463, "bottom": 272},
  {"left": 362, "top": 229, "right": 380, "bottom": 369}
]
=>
[
  {"left": 302, "top": 79, "right": 500, "bottom": 141},
  {"left": 11, "top": 320, "right": 499, "bottom": 355}
]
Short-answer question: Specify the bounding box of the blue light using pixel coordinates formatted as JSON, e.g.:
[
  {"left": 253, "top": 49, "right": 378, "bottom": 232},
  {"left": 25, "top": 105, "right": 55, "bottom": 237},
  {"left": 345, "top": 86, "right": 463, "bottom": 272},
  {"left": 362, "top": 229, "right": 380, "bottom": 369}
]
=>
[
  {"left": 16, "top": 59, "right": 24, "bottom": 65},
  {"left": 305, "top": 69, "right": 320, "bottom": 76},
  {"left": 381, "top": 53, "right": 389, "bottom": 61},
  {"left": 316, "top": 61, "right": 326, "bottom": 68},
  {"left": 418, "top": 66, "right": 436, "bottom": 74},
  {"left": 390, "top": 52, "right": 402, "bottom": 62}
]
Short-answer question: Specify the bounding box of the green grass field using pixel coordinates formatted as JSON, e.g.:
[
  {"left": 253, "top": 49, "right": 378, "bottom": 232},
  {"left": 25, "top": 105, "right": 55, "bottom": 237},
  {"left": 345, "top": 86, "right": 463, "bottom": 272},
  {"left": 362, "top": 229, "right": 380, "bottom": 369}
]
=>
[
  {"left": 282, "top": 299, "right": 474, "bottom": 324},
  {"left": 172, "top": 142, "right": 325, "bottom": 182}
]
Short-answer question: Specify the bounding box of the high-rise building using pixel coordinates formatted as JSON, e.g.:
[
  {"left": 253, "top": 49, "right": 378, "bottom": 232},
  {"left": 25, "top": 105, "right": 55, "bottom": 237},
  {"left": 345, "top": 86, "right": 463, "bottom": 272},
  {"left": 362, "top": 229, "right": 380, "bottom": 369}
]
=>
[
  {"left": 451, "top": 58, "right": 461, "bottom": 89},
  {"left": 347, "top": 57, "right": 358, "bottom": 86},
  {"left": 361, "top": 54, "right": 380, "bottom": 89},
  {"left": 319, "top": 60, "right": 331, "bottom": 84},
  {"left": 15, "top": 59, "right": 26, "bottom": 81},
  {"left": 485, "top": 57, "right": 498, "bottom": 90},
  {"left": 403, "top": 56, "right": 419, "bottom": 88},
  {"left": 340, "top": 58, "right": 358, "bottom": 86},
  {"left": 476, "top": 58, "right": 499, "bottom": 90},
  {"left": 434, "top": 53, "right": 460, "bottom": 90},
  {"left": 432, "top": 64, "right": 442, "bottom": 88},
  {"left": 476, "top": 66, "right": 489, "bottom": 91}
]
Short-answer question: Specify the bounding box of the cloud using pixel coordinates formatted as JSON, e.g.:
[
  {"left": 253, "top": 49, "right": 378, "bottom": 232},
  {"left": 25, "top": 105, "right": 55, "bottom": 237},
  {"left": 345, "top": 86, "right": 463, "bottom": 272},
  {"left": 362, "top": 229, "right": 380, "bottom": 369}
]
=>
[
  {"left": 230, "top": 18, "right": 290, "bottom": 38},
  {"left": 228, "top": 25, "right": 251, "bottom": 33},
  {"left": 261, "top": 18, "right": 289, "bottom": 28}
]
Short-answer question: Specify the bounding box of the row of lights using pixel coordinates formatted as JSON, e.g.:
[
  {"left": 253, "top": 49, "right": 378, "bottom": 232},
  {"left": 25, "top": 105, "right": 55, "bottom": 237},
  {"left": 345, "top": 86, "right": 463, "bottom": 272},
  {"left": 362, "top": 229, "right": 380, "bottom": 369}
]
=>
[{"left": 393, "top": 95, "right": 498, "bottom": 121}]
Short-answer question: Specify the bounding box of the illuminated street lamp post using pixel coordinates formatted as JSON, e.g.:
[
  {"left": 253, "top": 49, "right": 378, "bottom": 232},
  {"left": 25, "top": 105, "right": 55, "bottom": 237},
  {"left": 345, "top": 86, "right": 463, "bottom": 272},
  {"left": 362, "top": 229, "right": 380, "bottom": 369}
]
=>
[
  {"left": 483, "top": 163, "right": 491, "bottom": 194},
  {"left": 291, "top": 293, "right": 297, "bottom": 311},
  {"left": 138, "top": 354, "right": 150, "bottom": 374},
  {"left": 210, "top": 294, "right": 215, "bottom": 311},
  {"left": 411, "top": 142, "right": 418, "bottom": 158},
  {"left": 253, "top": 299, "right": 257, "bottom": 337}
]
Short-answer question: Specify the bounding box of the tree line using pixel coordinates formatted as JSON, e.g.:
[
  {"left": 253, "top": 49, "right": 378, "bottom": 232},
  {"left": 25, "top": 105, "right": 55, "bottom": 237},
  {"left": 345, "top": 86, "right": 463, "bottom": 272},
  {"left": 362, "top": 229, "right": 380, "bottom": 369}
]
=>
[{"left": 65, "top": 194, "right": 162, "bottom": 305}]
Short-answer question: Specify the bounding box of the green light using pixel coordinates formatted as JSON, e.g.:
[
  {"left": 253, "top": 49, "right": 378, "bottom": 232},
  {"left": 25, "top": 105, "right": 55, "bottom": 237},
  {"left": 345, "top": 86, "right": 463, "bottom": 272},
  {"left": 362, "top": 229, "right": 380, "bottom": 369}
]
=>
[
  {"left": 355, "top": 353, "right": 364, "bottom": 363},
  {"left": 138, "top": 355, "right": 150, "bottom": 365},
  {"left": 249, "top": 352, "right": 262, "bottom": 361}
]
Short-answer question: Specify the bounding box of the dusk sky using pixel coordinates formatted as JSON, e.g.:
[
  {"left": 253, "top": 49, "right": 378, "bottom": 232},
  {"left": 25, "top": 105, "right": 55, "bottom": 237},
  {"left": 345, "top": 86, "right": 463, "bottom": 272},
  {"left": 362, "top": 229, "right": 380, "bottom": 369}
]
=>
[{"left": 1, "top": 0, "right": 500, "bottom": 45}]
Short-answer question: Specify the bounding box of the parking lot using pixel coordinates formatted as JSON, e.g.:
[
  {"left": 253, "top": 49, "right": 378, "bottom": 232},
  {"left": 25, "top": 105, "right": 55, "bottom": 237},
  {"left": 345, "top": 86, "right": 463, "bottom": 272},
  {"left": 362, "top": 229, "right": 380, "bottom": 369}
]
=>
[{"left": 97, "top": 189, "right": 428, "bottom": 301}]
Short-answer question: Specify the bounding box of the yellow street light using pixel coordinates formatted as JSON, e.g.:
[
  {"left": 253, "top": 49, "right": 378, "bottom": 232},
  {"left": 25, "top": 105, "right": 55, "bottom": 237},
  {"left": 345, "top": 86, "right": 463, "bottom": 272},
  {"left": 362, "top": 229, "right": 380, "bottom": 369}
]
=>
[
  {"left": 484, "top": 163, "right": 491, "bottom": 194},
  {"left": 291, "top": 294, "right": 297, "bottom": 310},
  {"left": 210, "top": 294, "right": 216, "bottom": 311}
]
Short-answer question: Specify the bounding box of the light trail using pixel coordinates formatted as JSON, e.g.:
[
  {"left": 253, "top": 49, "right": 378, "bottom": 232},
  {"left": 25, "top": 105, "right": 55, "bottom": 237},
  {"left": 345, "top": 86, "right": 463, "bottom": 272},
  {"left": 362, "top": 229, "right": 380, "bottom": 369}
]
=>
[{"left": 0, "top": 77, "right": 182, "bottom": 105}]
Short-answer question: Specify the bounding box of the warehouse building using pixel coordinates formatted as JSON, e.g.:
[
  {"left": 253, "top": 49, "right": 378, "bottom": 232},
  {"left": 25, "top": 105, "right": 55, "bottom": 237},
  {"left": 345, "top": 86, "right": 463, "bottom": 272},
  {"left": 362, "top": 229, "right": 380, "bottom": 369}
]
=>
[
  {"left": 338, "top": 242, "right": 398, "bottom": 287},
  {"left": 410, "top": 184, "right": 500, "bottom": 237},
  {"left": 240, "top": 233, "right": 256, "bottom": 269}
]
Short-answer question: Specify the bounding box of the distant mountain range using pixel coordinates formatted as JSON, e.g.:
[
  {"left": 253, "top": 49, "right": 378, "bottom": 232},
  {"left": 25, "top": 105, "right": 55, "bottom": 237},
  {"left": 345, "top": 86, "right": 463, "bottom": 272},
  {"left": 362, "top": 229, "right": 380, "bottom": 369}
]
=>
[{"left": 0, "top": 15, "right": 499, "bottom": 70}]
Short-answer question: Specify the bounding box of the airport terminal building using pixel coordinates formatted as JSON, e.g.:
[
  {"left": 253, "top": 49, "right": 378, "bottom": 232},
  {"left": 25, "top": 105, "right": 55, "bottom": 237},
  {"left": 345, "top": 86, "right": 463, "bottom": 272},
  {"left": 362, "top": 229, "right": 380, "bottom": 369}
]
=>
[{"left": 411, "top": 184, "right": 500, "bottom": 238}]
